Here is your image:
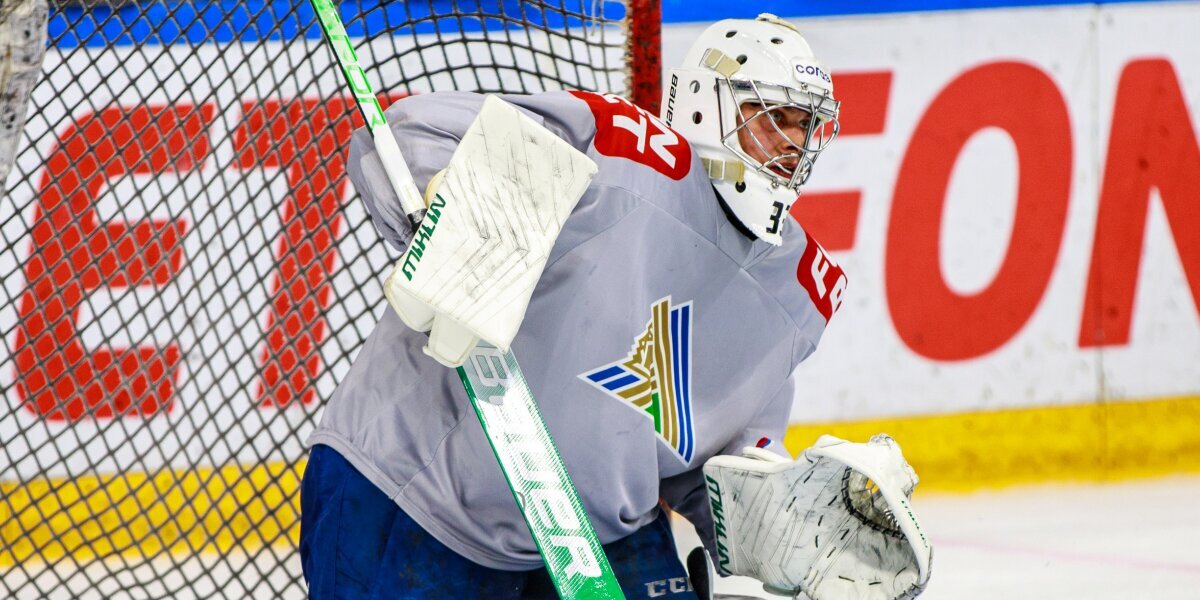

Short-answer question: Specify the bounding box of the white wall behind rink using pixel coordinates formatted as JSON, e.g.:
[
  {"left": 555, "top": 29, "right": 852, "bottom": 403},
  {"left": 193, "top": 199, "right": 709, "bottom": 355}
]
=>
[
  {"left": 2, "top": 4, "right": 1197, "bottom": 482},
  {"left": 665, "top": 3, "right": 1200, "bottom": 422}
]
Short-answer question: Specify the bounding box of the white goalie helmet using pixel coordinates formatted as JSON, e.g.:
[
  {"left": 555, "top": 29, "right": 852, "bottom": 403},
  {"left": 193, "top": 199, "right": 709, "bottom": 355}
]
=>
[{"left": 663, "top": 14, "right": 840, "bottom": 245}]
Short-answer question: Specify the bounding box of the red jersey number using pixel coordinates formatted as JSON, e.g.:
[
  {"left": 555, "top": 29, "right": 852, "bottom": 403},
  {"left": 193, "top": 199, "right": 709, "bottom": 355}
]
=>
[
  {"left": 569, "top": 91, "right": 691, "bottom": 180},
  {"left": 797, "top": 230, "right": 847, "bottom": 322}
]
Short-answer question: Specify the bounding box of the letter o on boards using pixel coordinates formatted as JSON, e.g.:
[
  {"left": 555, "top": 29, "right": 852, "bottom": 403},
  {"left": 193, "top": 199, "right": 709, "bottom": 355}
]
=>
[{"left": 885, "top": 62, "right": 1071, "bottom": 360}]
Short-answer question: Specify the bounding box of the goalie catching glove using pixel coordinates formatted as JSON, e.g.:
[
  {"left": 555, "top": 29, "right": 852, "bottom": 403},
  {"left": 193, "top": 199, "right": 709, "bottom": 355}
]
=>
[
  {"left": 702, "top": 434, "right": 932, "bottom": 600},
  {"left": 384, "top": 96, "right": 598, "bottom": 367}
]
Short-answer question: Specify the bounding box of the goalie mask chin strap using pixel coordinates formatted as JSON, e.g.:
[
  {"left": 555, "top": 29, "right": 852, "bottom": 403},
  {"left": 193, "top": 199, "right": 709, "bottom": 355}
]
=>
[
  {"left": 713, "top": 186, "right": 758, "bottom": 243},
  {"left": 702, "top": 157, "right": 746, "bottom": 183}
]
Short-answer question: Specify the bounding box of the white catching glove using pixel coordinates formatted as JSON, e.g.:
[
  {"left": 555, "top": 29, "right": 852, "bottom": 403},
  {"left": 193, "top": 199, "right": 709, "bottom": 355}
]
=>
[
  {"left": 384, "top": 95, "right": 597, "bottom": 367},
  {"left": 702, "top": 434, "right": 933, "bottom": 600}
]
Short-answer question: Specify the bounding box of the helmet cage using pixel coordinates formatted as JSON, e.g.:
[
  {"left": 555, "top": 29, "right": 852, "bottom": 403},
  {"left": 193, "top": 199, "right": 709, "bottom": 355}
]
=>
[{"left": 716, "top": 78, "right": 840, "bottom": 190}]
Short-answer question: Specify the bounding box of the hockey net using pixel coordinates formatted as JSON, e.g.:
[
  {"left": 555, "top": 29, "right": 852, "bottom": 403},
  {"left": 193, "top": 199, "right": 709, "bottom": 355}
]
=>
[{"left": 0, "top": 0, "right": 659, "bottom": 597}]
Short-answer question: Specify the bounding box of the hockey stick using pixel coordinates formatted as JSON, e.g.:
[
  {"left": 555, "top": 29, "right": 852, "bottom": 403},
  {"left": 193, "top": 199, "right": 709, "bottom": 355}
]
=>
[{"left": 308, "top": 2, "right": 623, "bottom": 598}]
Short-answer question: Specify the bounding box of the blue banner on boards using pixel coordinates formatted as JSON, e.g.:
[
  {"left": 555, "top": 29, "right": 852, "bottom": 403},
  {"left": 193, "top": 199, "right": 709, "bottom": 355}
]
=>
[{"left": 49, "top": 0, "right": 1186, "bottom": 48}]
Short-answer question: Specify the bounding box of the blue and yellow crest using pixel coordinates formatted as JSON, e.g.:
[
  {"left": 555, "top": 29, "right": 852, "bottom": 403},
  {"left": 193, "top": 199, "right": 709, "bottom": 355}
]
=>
[{"left": 580, "top": 297, "right": 694, "bottom": 463}]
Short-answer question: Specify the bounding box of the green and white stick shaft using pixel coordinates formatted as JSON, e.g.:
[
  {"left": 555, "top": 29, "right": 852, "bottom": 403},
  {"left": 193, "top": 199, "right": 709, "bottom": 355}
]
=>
[
  {"left": 308, "top": 2, "right": 623, "bottom": 597},
  {"left": 459, "top": 345, "right": 624, "bottom": 599},
  {"left": 309, "top": 0, "right": 426, "bottom": 230}
]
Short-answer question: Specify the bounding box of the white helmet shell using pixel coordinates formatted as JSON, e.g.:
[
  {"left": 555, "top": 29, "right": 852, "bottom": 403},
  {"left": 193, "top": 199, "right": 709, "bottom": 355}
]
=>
[{"left": 662, "top": 14, "right": 840, "bottom": 245}]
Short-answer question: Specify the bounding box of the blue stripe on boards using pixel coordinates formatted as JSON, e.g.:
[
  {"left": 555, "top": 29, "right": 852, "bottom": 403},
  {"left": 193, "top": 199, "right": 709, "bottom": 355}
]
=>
[
  {"left": 49, "top": 0, "right": 627, "bottom": 48},
  {"left": 661, "top": 0, "right": 1190, "bottom": 22},
  {"left": 49, "top": 0, "right": 1186, "bottom": 48}
]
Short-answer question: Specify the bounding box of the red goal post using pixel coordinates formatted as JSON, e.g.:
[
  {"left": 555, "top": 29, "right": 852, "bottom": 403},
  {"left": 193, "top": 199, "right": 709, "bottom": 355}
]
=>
[{"left": 0, "top": 1, "right": 659, "bottom": 597}]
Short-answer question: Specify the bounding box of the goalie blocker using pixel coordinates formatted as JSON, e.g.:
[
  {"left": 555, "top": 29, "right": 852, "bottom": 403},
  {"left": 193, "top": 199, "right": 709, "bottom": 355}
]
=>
[
  {"left": 384, "top": 95, "right": 598, "bottom": 367},
  {"left": 701, "top": 434, "right": 933, "bottom": 600}
]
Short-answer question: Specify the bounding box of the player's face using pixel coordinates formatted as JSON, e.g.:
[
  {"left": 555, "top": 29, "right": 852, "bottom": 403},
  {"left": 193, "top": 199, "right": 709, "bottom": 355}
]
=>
[{"left": 736, "top": 102, "right": 813, "bottom": 178}]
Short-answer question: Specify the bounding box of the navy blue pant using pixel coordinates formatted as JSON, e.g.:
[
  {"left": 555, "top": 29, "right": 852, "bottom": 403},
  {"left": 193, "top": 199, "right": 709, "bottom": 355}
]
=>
[{"left": 300, "top": 444, "right": 697, "bottom": 599}]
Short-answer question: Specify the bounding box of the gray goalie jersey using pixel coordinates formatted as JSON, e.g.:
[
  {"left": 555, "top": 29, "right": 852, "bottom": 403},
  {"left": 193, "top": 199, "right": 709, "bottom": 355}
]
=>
[{"left": 308, "top": 90, "right": 846, "bottom": 570}]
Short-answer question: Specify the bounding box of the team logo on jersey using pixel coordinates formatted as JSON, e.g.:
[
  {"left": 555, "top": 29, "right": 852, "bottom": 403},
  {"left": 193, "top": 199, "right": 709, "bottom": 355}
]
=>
[{"left": 580, "top": 297, "right": 695, "bottom": 463}]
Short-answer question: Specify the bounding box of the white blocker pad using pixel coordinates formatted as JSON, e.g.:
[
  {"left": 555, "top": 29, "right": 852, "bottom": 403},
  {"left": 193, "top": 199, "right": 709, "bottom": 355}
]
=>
[
  {"left": 384, "top": 95, "right": 598, "bottom": 367},
  {"left": 702, "top": 434, "right": 933, "bottom": 600}
]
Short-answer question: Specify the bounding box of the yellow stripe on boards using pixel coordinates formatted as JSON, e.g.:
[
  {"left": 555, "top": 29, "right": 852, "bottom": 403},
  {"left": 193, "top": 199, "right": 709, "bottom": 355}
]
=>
[
  {"left": 783, "top": 395, "right": 1200, "bottom": 492},
  {"left": 0, "top": 461, "right": 304, "bottom": 568},
  {"left": 5, "top": 395, "right": 1200, "bottom": 566}
]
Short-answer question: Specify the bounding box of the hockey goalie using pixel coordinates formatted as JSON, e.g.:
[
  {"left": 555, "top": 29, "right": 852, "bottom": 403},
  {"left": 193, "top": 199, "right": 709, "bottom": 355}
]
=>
[{"left": 300, "top": 13, "right": 932, "bottom": 600}]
